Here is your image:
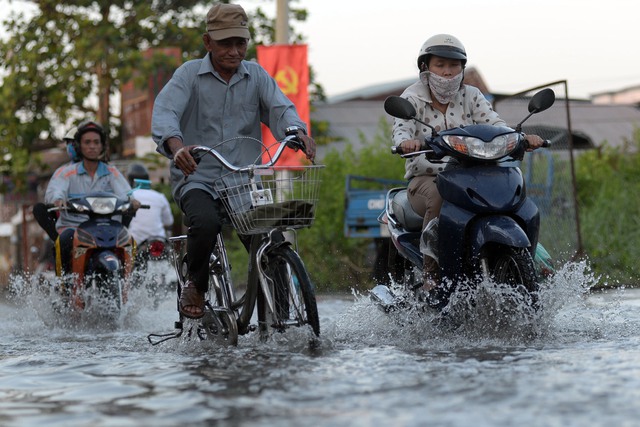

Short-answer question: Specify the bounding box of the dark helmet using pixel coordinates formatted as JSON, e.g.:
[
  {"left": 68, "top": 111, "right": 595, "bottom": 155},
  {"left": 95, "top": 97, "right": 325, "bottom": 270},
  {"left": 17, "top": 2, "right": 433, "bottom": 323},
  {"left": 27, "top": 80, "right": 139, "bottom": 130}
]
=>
[
  {"left": 75, "top": 120, "right": 106, "bottom": 145},
  {"left": 73, "top": 120, "right": 107, "bottom": 159},
  {"left": 126, "top": 162, "right": 149, "bottom": 186},
  {"left": 417, "top": 34, "right": 467, "bottom": 70}
]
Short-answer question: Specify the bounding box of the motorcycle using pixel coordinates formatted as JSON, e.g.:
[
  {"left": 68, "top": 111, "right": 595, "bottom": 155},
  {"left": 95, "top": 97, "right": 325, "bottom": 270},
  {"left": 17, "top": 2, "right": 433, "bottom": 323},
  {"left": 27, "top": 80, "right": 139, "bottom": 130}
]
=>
[
  {"left": 133, "top": 235, "right": 177, "bottom": 298},
  {"left": 129, "top": 178, "right": 178, "bottom": 299},
  {"left": 49, "top": 192, "right": 146, "bottom": 312},
  {"left": 371, "top": 88, "right": 556, "bottom": 313}
]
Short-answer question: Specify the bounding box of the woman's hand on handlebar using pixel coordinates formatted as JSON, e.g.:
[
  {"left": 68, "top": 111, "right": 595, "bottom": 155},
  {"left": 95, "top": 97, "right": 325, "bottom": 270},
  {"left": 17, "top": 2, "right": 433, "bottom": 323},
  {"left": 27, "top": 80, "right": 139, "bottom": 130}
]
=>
[
  {"left": 524, "top": 134, "right": 550, "bottom": 151},
  {"left": 398, "top": 139, "right": 423, "bottom": 154}
]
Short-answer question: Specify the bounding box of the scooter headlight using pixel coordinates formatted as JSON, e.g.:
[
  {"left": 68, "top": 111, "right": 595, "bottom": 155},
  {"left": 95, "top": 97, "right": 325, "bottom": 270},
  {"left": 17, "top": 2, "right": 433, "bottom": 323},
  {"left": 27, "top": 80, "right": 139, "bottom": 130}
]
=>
[
  {"left": 86, "top": 196, "right": 117, "bottom": 214},
  {"left": 443, "top": 132, "right": 519, "bottom": 160}
]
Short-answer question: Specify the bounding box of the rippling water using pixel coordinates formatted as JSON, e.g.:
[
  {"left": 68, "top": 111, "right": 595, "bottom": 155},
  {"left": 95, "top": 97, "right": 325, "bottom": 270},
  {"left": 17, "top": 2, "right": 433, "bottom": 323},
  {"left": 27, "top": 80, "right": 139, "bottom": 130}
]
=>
[{"left": 2, "top": 261, "right": 640, "bottom": 427}]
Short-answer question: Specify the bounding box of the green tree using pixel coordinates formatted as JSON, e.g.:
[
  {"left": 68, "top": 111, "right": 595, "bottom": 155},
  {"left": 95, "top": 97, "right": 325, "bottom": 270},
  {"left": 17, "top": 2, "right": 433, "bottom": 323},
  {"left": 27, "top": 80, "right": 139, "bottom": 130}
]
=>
[
  {"left": 296, "top": 117, "right": 405, "bottom": 291},
  {"left": 574, "top": 129, "right": 640, "bottom": 285},
  {"left": 0, "top": 0, "right": 316, "bottom": 190}
]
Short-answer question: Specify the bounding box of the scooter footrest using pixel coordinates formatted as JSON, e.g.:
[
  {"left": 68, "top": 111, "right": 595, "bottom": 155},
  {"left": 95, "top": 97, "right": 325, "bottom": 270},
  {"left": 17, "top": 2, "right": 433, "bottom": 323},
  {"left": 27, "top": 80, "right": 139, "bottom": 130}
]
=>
[{"left": 369, "top": 285, "right": 400, "bottom": 312}]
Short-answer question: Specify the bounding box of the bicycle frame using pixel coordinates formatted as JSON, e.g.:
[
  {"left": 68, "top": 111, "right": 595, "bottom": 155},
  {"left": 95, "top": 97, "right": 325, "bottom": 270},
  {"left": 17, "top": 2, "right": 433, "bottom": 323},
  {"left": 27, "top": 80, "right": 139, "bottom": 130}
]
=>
[{"left": 147, "top": 137, "right": 322, "bottom": 346}]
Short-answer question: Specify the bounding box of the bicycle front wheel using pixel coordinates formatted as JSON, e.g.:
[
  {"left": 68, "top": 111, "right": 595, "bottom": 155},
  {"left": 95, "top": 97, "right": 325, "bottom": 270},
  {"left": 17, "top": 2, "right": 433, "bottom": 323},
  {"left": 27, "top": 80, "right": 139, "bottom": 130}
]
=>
[{"left": 258, "top": 246, "right": 320, "bottom": 337}]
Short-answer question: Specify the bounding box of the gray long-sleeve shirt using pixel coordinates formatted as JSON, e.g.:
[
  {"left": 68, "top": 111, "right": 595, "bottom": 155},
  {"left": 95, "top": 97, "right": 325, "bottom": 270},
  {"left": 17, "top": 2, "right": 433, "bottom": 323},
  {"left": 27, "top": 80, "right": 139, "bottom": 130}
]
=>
[{"left": 151, "top": 54, "right": 307, "bottom": 206}]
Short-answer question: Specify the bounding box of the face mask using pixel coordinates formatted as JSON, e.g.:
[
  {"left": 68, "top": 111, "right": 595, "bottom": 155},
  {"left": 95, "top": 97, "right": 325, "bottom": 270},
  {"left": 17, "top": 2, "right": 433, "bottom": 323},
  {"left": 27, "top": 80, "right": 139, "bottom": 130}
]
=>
[{"left": 420, "top": 70, "right": 463, "bottom": 104}]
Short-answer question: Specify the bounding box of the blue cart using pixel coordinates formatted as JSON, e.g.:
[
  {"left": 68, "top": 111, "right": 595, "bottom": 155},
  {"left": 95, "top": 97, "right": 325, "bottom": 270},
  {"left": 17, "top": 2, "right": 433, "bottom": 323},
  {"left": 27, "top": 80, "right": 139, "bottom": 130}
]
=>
[{"left": 344, "top": 175, "right": 406, "bottom": 239}]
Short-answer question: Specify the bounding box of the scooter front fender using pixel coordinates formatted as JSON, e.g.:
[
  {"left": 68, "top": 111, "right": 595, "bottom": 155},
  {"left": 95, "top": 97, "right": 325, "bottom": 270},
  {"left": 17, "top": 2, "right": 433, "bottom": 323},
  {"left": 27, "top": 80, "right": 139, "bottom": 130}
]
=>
[
  {"left": 95, "top": 250, "right": 122, "bottom": 272},
  {"left": 469, "top": 216, "right": 531, "bottom": 255}
]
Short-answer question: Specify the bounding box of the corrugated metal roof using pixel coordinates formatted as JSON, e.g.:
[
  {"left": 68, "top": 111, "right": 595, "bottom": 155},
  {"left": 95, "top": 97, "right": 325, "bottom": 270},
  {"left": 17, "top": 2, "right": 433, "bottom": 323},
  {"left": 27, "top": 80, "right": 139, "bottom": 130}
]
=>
[
  {"left": 494, "top": 97, "right": 640, "bottom": 148},
  {"left": 311, "top": 81, "right": 640, "bottom": 158}
]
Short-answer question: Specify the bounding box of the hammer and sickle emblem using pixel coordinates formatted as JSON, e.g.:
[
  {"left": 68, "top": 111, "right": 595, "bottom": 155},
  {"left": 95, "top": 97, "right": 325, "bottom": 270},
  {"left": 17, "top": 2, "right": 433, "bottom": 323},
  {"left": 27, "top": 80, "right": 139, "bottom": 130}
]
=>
[{"left": 274, "top": 66, "right": 299, "bottom": 95}]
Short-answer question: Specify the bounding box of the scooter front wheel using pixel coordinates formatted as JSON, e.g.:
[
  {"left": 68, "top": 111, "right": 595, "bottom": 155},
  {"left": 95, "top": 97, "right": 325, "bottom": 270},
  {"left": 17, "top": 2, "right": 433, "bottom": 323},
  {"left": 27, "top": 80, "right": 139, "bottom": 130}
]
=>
[{"left": 484, "top": 246, "right": 539, "bottom": 309}]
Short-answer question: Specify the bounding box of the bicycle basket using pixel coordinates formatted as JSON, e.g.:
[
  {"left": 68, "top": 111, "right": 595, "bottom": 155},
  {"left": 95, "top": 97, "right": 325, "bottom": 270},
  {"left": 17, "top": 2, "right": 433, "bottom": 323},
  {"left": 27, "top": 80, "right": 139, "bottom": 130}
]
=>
[{"left": 215, "top": 165, "right": 324, "bottom": 235}]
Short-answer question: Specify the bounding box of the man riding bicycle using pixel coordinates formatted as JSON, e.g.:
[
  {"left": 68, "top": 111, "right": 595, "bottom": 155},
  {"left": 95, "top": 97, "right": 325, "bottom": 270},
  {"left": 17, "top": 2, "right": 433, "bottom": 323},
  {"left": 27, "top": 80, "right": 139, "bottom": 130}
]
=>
[{"left": 151, "top": 3, "right": 316, "bottom": 319}]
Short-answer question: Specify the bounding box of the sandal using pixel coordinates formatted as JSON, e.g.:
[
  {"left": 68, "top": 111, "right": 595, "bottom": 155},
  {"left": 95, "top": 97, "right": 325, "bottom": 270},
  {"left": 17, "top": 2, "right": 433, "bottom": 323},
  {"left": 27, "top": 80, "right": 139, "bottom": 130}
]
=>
[{"left": 178, "top": 280, "right": 205, "bottom": 319}]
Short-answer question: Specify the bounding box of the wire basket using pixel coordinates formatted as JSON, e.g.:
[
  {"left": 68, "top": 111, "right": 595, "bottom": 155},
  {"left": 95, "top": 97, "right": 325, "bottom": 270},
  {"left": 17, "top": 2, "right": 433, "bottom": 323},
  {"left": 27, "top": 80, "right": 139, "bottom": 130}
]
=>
[{"left": 215, "top": 165, "right": 324, "bottom": 235}]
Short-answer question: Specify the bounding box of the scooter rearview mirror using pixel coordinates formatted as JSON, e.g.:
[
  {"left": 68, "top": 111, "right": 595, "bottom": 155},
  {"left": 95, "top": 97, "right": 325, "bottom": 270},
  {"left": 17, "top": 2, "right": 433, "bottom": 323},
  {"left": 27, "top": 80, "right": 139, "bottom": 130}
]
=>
[
  {"left": 528, "top": 88, "right": 556, "bottom": 114},
  {"left": 384, "top": 96, "right": 417, "bottom": 120},
  {"left": 516, "top": 88, "right": 557, "bottom": 132}
]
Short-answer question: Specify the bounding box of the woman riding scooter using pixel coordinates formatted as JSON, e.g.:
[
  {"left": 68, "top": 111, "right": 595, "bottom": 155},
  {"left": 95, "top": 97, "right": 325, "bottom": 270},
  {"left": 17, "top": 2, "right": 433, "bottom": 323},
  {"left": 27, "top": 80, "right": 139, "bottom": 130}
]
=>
[{"left": 392, "top": 34, "right": 545, "bottom": 291}]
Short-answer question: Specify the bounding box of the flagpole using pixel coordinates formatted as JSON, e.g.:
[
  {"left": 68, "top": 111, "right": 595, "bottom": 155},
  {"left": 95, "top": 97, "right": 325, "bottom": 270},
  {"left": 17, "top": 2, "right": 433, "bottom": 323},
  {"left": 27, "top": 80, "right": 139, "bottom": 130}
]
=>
[
  {"left": 275, "top": 0, "right": 295, "bottom": 243},
  {"left": 275, "top": 0, "right": 289, "bottom": 44}
]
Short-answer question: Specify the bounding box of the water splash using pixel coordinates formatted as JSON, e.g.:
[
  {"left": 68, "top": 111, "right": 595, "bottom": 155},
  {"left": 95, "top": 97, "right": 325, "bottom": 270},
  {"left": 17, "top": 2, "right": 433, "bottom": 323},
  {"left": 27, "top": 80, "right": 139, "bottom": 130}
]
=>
[
  {"left": 329, "top": 260, "right": 622, "bottom": 349},
  {"left": 4, "top": 270, "right": 172, "bottom": 332},
  {"left": 4, "top": 259, "right": 630, "bottom": 355}
]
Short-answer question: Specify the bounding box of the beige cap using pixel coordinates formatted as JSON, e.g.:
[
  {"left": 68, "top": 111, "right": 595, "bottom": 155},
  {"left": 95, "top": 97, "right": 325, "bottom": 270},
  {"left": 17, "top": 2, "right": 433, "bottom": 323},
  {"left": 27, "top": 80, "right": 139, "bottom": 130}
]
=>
[{"left": 206, "top": 4, "right": 250, "bottom": 40}]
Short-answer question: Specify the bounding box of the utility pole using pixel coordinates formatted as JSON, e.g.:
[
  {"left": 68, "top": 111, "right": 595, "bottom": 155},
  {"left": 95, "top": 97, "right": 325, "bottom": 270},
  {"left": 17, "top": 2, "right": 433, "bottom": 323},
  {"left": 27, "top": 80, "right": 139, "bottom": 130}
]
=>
[{"left": 275, "top": 0, "right": 289, "bottom": 44}]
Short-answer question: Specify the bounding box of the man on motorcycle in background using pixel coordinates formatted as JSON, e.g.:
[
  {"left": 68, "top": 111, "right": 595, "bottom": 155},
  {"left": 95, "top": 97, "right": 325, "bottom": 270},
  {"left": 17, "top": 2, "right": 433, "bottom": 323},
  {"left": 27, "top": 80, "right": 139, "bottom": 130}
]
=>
[
  {"left": 392, "top": 34, "right": 545, "bottom": 291},
  {"left": 44, "top": 120, "right": 140, "bottom": 275},
  {"left": 126, "top": 162, "right": 174, "bottom": 244},
  {"left": 151, "top": 3, "right": 316, "bottom": 319}
]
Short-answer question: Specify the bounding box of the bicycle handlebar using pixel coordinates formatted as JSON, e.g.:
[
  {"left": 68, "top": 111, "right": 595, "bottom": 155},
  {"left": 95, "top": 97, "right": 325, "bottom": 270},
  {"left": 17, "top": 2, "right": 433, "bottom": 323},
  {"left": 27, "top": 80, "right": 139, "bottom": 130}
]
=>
[{"left": 191, "top": 134, "right": 302, "bottom": 172}]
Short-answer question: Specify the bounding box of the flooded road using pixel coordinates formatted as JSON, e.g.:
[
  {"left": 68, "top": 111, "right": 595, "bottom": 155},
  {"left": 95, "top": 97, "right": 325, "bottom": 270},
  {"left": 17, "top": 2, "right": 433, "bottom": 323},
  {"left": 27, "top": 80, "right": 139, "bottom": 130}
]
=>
[{"left": 2, "top": 261, "right": 640, "bottom": 427}]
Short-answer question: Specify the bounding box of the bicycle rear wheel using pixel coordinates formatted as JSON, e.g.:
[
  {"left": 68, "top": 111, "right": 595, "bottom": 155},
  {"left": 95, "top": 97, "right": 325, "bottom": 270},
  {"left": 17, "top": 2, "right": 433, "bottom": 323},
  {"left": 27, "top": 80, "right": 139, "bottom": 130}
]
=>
[{"left": 257, "top": 245, "right": 320, "bottom": 338}]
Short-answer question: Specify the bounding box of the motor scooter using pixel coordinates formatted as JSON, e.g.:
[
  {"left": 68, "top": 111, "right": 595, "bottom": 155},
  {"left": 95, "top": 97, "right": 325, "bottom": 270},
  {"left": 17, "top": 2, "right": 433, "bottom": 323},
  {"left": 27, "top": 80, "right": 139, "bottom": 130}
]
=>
[
  {"left": 129, "top": 179, "right": 178, "bottom": 298},
  {"left": 49, "top": 192, "right": 145, "bottom": 312},
  {"left": 133, "top": 235, "right": 177, "bottom": 296},
  {"left": 371, "top": 89, "right": 556, "bottom": 312}
]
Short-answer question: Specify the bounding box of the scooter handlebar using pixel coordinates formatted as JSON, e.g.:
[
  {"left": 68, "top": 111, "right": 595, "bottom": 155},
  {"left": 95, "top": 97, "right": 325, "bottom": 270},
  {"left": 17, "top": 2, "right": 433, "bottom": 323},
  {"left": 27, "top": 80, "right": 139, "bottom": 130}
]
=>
[
  {"left": 391, "top": 145, "right": 404, "bottom": 155},
  {"left": 525, "top": 138, "right": 552, "bottom": 150}
]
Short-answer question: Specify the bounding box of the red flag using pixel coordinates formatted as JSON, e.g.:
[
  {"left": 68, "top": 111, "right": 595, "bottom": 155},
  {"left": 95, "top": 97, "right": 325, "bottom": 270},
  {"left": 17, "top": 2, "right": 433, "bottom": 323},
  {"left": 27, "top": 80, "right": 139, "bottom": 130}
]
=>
[{"left": 257, "top": 44, "right": 310, "bottom": 167}]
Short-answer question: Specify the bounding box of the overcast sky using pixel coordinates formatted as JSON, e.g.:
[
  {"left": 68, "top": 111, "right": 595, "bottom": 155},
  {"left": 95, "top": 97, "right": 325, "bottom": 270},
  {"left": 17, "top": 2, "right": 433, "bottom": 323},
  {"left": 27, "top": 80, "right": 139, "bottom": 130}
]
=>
[
  {"left": 274, "top": 0, "right": 640, "bottom": 99},
  {"left": 3, "top": 0, "right": 639, "bottom": 100}
]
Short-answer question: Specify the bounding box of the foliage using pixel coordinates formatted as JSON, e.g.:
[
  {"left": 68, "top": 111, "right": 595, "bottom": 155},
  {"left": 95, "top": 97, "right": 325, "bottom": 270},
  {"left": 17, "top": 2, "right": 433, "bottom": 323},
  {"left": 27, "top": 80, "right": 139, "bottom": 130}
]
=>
[
  {"left": 0, "top": 0, "right": 317, "bottom": 191},
  {"left": 219, "top": 117, "right": 403, "bottom": 292},
  {"left": 574, "top": 128, "right": 640, "bottom": 285},
  {"left": 295, "top": 117, "right": 405, "bottom": 292}
]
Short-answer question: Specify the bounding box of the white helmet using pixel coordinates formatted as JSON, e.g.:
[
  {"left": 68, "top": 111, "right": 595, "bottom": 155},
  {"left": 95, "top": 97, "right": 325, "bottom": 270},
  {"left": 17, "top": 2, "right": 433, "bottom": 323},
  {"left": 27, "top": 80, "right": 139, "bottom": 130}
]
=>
[
  {"left": 417, "top": 34, "right": 467, "bottom": 69},
  {"left": 63, "top": 127, "right": 77, "bottom": 142}
]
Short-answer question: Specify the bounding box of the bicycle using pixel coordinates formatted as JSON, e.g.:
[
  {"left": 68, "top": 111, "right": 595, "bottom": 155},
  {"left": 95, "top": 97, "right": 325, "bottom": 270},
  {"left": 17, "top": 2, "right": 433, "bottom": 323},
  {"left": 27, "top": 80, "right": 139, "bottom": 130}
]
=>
[{"left": 148, "top": 136, "right": 323, "bottom": 346}]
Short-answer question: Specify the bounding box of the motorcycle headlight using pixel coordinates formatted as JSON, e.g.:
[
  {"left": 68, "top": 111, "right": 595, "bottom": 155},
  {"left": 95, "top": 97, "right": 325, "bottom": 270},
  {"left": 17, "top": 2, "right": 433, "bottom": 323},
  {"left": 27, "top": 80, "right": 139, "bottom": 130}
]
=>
[
  {"left": 86, "top": 196, "right": 117, "bottom": 214},
  {"left": 443, "top": 132, "right": 519, "bottom": 160}
]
